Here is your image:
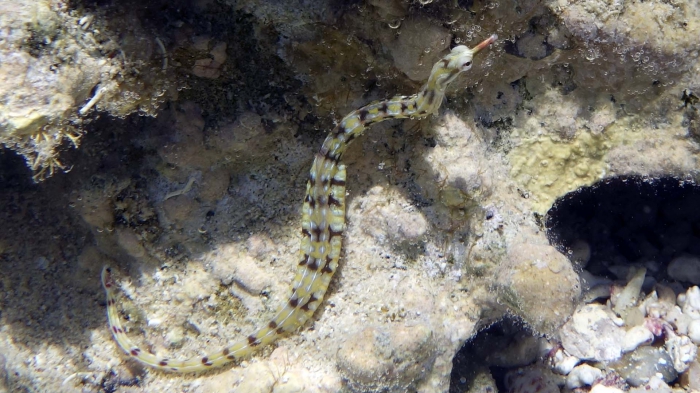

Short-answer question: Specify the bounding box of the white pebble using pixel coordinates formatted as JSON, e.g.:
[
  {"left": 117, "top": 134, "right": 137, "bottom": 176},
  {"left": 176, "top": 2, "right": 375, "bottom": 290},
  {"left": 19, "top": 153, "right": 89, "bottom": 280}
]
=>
[
  {"left": 680, "top": 286, "right": 700, "bottom": 320},
  {"left": 666, "top": 306, "right": 691, "bottom": 334},
  {"left": 560, "top": 304, "right": 625, "bottom": 362},
  {"left": 552, "top": 349, "right": 580, "bottom": 375},
  {"left": 591, "top": 384, "right": 624, "bottom": 393},
  {"left": 566, "top": 364, "right": 602, "bottom": 389},
  {"left": 688, "top": 320, "right": 700, "bottom": 344},
  {"left": 622, "top": 325, "right": 654, "bottom": 353},
  {"left": 665, "top": 332, "right": 698, "bottom": 373}
]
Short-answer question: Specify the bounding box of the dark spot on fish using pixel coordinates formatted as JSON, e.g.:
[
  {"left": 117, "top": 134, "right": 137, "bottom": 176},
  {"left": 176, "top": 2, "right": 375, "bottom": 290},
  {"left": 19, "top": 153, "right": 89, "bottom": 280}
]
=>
[
  {"left": 329, "top": 228, "right": 343, "bottom": 239},
  {"left": 330, "top": 178, "right": 346, "bottom": 187},
  {"left": 307, "top": 259, "right": 319, "bottom": 271},
  {"left": 359, "top": 109, "right": 369, "bottom": 122},
  {"left": 328, "top": 194, "right": 341, "bottom": 206},
  {"left": 300, "top": 295, "right": 318, "bottom": 311}
]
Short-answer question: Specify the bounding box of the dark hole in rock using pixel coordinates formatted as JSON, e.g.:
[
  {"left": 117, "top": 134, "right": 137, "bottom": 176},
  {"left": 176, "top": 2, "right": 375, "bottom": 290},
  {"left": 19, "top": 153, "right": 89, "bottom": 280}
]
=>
[
  {"left": 545, "top": 176, "right": 700, "bottom": 285},
  {"left": 449, "top": 317, "right": 534, "bottom": 393},
  {"left": 0, "top": 148, "right": 34, "bottom": 190}
]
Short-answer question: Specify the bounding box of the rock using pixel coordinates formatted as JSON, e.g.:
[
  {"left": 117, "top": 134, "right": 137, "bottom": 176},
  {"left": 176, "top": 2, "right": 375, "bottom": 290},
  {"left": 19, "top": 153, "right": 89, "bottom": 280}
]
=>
[
  {"left": 590, "top": 385, "right": 624, "bottom": 393},
  {"left": 336, "top": 325, "right": 436, "bottom": 393},
  {"left": 611, "top": 266, "right": 645, "bottom": 321},
  {"left": 679, "top": 286, "right": 700, "bottom": 320},
  {"left": 643, "top": 285, "right": 676, "bottom": 319},
  {"left": 456, "top": 366, "right": 498, "bottom": 393},
  {"left": 0, "top": 354, "right": 7, "bottom": 393},
  {"left": 560, "top": 304, "right": 625, "bottom": 362},
  {"left": 197, "top": 168, "right": 230, "bottom": 203},
  {"left": 192, "top": 42, "right": 227, "bottom": 79},
  {"left": 116, "top": 228, "right": 146, "bottom": 259},
  {"left": 569, "top": 239, "right": 591, "bottom": 268},
  {"left": 664, "top": 331, "right": 697, "bottom": 373},
  {"left": 0, "top": 0, "right": 170, "bottom": 179},
  {"left": 501, "top": 243, "right": 581, "bottom": 335},
  {"left": 550, "top": 348, "right": 580, "bottom": 375},
  {"left": 7, "top": 0, "right": 700, "bottom": 391},
  {"left": 621, "top": 325, "right": 654, "bottom": 353},
  {"left": 665, "top": 305, "right": 692, "bottom": 335},
  {"left": 680, "top": 360, "right": 700, "bottom": 391},
  {"left": 609, "top": 346, "right": 677, "bottom": 387},
  {"left": 667, "top": 255, "right": 700, "bottom": 284},
  {"left": 504, "top": 365, "right": 561, "bottom": 393},
  {"left": 628, "top": 375, "right": 673, "bottom": 393},
  {"left": 359, "top": 185, "right": 428, "bottom": 244},
  {"left": 382, "top": 16, "right": 451, "bottom": 82},
  {"left": 688, "top": 319, "right": 700, "bottom": 344},
  {"left": 566, "top": 364, "right": 602, "bottom": 389}
]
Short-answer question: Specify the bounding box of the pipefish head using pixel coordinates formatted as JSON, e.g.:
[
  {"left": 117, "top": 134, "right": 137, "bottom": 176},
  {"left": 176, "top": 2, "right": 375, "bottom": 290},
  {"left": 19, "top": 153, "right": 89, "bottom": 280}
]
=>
[{"left": 429, "top": 34, "right": 498, "bottom": 90}]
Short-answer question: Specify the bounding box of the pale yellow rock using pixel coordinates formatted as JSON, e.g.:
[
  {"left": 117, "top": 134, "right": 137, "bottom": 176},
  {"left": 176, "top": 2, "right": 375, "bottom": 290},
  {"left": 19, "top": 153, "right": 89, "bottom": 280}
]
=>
[
  {"left": 233, "top": 361, "right": 278, "bottom": 393},
  {"left": 500, "top": 243, "right": 581, "bottom": 335},
  {"left": 162, "top": 194, "right": 201, "bottom": 229},
  {"left": 74, "top": 190, "right": 115, "bottom": 230},
  {"left": 179, "top": 263, "right": 218, "bottom": 303},
  {"left": 116, "top": 228, "right": 146, "bottom": 259},
  {"left": 337, "top": 325, "right": 436, "bottom": 393},
  {"left": 509, "top": 121, "right": 610, "bottom": 214},
  {"left": 207, "top": 244, "right": 276, "bottom": 294},
  {"left": 359, "top": 185, "right": 428, "bottom": 243}
]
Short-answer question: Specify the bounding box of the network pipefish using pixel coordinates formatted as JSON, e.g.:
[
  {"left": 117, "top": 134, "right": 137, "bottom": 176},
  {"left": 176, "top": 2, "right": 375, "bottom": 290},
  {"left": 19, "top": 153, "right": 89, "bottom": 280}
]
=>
[{"left": 101, "top": 34, "right": 498, "bottom": 372}]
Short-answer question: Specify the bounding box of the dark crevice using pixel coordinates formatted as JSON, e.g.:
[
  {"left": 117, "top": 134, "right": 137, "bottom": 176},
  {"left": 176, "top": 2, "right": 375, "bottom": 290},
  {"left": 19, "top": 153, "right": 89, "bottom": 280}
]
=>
[
  {"left": 450, "top": 317, "right": 531, "bottom": 393},
  {"left": 546, "top": 176, "right": 700, "bottom": 280}
]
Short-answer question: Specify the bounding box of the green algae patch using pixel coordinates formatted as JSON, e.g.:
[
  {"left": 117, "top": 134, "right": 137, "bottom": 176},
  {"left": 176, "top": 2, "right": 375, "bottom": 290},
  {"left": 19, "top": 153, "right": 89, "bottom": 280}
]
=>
[{"left": 508, "top": 130, "right": 612, "bottom": 214}]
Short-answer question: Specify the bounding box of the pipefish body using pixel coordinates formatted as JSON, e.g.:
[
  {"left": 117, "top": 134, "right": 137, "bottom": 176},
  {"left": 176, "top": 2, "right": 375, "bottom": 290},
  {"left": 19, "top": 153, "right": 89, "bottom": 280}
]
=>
[{"left": 101, "top": 34, "right": 498, "bottom": 372}]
